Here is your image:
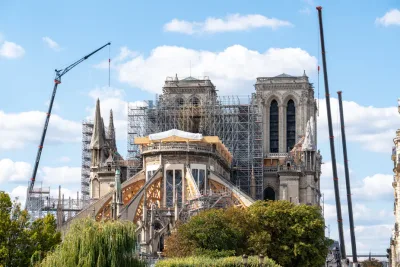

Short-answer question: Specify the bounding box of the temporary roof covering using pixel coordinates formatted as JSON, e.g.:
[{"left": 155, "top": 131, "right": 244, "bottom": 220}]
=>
[{"left": 149, "top": 129, "right": 202, "bottom": 141}]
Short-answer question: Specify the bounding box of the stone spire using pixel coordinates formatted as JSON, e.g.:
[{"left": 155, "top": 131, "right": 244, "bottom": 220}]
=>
[
  {"left": 90, "top": 99, "right": 105, "bottom": 149},
  {"left": 108, "top": 109, "right": 117, "bottom": 151}
]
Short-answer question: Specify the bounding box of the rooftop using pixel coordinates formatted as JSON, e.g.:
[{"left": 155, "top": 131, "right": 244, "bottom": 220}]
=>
[{"left": 134, "top": 129, "right": 232, "bottom": 163}]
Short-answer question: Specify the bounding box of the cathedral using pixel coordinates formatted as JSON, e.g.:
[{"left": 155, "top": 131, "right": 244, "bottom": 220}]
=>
[{"left": 62, "top": 72, "right": 322, "bottom": 256}]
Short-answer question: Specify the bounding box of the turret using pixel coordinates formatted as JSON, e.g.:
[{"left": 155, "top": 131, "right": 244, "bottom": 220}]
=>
[
  {"left": 90, "top": 98, "right": 106, "bottom": 167},
  {"left": 108, "top": 109, "right": 117, "bottom": 153}
]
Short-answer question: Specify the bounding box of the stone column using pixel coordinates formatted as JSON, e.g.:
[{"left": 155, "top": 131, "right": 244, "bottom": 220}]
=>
[{"left": 279, "top": 104, "right": 285, "bottom": 153}]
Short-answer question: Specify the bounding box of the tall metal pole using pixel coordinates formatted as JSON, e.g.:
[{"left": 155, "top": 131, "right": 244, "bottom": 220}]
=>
[
  {"left": 316, "top": 6, "right": 346, "bottom": 261},
  {"left": 338, "top": 91, "right": 358, "bottom": 264}
]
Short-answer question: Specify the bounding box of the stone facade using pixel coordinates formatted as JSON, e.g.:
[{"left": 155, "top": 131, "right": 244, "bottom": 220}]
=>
[
  {"left": 256, "top": 73, "right": 321, "bottom": 205},
  {"left": 391, "top": 127, "right": 400, "bottom": 266}
]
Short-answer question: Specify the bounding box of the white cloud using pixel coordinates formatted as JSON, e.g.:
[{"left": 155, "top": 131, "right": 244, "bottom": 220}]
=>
[
  {"left": 352, "top": 174, "right": 393, "bottom": 200},
  {"left": 9, "top": 185, "right": 28, "bottom": 207},
  {"left": 324, "top": 203, "right": 344, "bottom": 221},
  {"left": 114, "top": 45, "right": 316, "bottom": 94},
  {"left": 376, "top": 9, "right": 400, "bottom": 27},
  {"left": 318, "top": 98, "right": 400, "bottom": 153},
  {"left": 41, "top": 166, "right": 81, "bottom": 185},
  {"left": 0, "top": 40, "right": 25, "bottom": 59},
  {"left": 0, "top": 159, "right": 31, "bottom": 183},
  {"left": 0, "top": 110, "right": 81, "bottom": 150},
  {"left": 164, "top": 19, "right": 198, "bottom": 35},
  {"left": 354, "top": 224, "right": 393, "bottom": 254},
  {"left": 164, "top": 14, "right": 293, "bottom": 34},
  {"left": 0, "top": 158, "right": 81, "bottom": 186},
  {"left": 42, "top": 36, "right": 61, "bottom": 51}
]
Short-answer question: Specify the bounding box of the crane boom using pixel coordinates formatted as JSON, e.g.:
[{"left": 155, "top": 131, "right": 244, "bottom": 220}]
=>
[{"left": 26, "top": 42, "right": 111, "bottom": 206}]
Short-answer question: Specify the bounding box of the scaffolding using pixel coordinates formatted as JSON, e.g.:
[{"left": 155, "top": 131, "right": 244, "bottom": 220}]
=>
[
  {"left": 127, "top": 78, "right": 264, "bottom": 199},
  {"left": 81, "top": 120, "right": 93, "bottom": 205},
  {"left": 25, "top": 183, "right": 82, "bottom": 223}
]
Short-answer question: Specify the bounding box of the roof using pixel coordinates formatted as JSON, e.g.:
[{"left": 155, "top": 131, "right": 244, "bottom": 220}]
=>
[
  {"left": 181, "top": 76, "right": 199, "bottom": 81},
  {"left": 134, "top": 129, "right": 232, "bottom": 162},
  {"left": 275, "top": 73, "right": 294, "bottom": 78}
]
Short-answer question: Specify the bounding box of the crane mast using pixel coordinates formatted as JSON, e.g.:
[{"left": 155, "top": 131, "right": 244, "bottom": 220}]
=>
[
  {"left": 25, "top": 42, "right": 111, "bottom": 209},
  {"left": 316, "top": 6, "right": 347, "bottom": 264}
]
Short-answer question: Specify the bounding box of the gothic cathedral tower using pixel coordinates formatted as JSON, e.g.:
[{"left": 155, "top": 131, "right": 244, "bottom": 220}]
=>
[{"left": 256, "top": 72, "right": 321, "bottom": 205}]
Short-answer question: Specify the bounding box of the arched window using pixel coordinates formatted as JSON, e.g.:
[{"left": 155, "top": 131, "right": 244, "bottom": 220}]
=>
[
  {"left": 286, "top": 99, "right": 296, "bottom": 152},
  {"left": 264, "top": 187, "right": 275, "bottom": 201},
  {"left": 269, "top": 100, "right": 279, "bottom": 153},
  {"left": 189, "top": 97, "right": 200, "bottom": 106},
  {"left": 176, "top": 97, "right": 184, "bottom": 106}
]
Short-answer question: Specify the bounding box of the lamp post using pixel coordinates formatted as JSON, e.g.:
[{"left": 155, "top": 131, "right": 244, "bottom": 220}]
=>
[
  {"left": 242, "top": 254, "right": 248, "bottom": 266},
  {"left": 258, "top": 254, "right": 264, "bottom": 266}
]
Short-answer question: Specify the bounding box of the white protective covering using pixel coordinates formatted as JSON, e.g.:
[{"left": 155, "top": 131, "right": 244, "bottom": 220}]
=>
[
  {"left": 149, "top": 129, "right": 203, "bottom": 141},
  {"left": 302, "top": 116, "right": 315, "bottom": 151}
]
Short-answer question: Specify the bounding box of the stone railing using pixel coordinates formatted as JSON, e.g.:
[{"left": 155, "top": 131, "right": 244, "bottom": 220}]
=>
[
  {"left": 266, "top": 153, "right": 288, "bottom": 158},
  {"left": 141, "top": 143, "right": 230, "bottom": 165},
  {"left": 264, "top": 165, "right": 303, "bottom": 172}
]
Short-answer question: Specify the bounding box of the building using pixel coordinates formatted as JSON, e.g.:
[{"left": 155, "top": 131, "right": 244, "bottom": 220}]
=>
[
  {"left": 391, "top": 106, "right": 400, "bottom": 266},
  {"left": 66, "top": 73, "right": 322, "bottom": 255}
]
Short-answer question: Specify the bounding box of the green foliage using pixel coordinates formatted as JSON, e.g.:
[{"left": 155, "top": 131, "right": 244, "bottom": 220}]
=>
[
  {"left": 164, "top": 200, "right": 330, "bottom": 267},
  {"left": 0, "top": 191, "right": 60, "bottom": 267},
  {"left": 361, "top": 258, "right": 383, "bottom": 267},
  {"left": 248, "top": 201, "right": 331, "bottom": 267},
  {"left": 30, "top": 214, "right": 61, "bottom": 264},
  {"left": 164, "top": 208, "right": 249, "bottom": 258},
  {"left": 155, "top": 255, "right": 280, "bottom": 267},
  {"left": 39, "top": 218, "right": 146, "bottom": 267}
]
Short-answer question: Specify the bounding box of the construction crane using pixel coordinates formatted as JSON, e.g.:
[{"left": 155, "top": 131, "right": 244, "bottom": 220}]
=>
[
  {"left": 316, "top": 6, "right": 346, "bottom": 266},
  {"left": 25, "top": 42, "right": 111, "bottom": 209}
]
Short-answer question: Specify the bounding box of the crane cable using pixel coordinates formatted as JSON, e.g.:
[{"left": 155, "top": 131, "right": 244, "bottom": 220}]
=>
[{"left": 108, "top": 44, "right": 111, "bottom": 87}]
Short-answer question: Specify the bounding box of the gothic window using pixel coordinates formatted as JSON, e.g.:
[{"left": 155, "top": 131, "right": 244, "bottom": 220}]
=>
[
  {"left": 192, "top": 169, "right": 206, "bottom": 193},
  {"left": 189, "top": 97, "right": 200, "bottom": 106},
  {"left": 286, "top": 99, "right": 296, "bottom": 152},
  {"left": 166, "top": 170, "right": 174, "bottom": 207},
  {"left": 176, "top": 97, "right": 184, "bottom": 106},
  {"left": 269, "top": 100, "right": 279, "bottom": 153},
  {"left": 175, "top": 170, "right": 183, "bottom": 207},
  {"left": 263, "top": 187, "right": 275, "bottom": 201},
  {"left": 198, "top": 169, "right": 205, "bottom": 193}
]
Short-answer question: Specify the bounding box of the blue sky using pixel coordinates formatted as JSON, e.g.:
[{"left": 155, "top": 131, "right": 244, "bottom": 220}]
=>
[{"left": 1, "top": 0, "right": 400, "bottom": 257}]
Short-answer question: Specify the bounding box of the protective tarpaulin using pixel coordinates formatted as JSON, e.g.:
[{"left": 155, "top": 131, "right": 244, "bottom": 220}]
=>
[
  {"left": 149, "top": 129, "right": 203, "bottom": 141},
  {"left": 302, "top": 116, "right": 315, "bottom": 151}
]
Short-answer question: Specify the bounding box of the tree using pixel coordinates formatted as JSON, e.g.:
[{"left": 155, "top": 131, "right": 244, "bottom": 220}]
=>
[
  {"left": 164, "top": 208, "right": 248, "bottom": 258},
  {"left": 248, "top": 201, "right": 331, "bottom": 267},
  {"left": 361, "top": 258, "right": 383, "bottom": 267},
  {"left": 164, "top": 200, "right": 331, "bottom": 266},
  {"left": 29, "top": 214, "right": 61, "bottom": 264},
  {"left": 40, "top": 218, "right": 146, "bottom": 267},
  {"left": 0, "top": 192, "right": 61, "bottom": 267},
  {"left": 0, "top": 192, "right": 31, "bottom": 266}
]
